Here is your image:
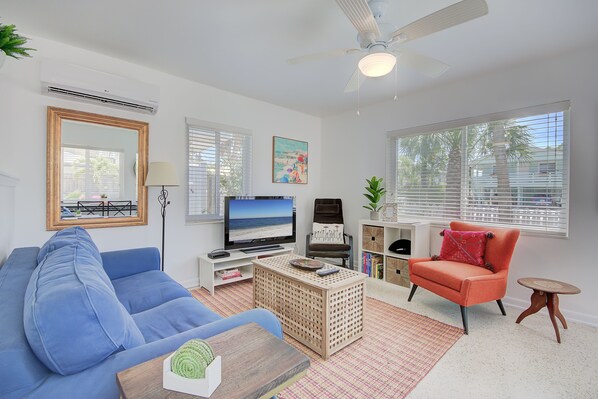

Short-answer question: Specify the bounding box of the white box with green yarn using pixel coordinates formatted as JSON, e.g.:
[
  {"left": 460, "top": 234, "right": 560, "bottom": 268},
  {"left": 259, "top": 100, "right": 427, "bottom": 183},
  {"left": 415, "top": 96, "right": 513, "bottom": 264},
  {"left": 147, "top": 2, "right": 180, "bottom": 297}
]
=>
[{"left": 162, "top": 354, "right": 222, "bottom": 397}]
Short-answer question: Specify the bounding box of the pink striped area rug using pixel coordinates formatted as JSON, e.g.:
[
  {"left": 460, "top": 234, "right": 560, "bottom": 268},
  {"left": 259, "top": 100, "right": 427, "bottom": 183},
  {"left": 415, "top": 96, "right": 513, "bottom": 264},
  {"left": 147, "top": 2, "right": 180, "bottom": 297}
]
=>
[{"left": 191, "top": 281, "right": 462, "bottom": 399}]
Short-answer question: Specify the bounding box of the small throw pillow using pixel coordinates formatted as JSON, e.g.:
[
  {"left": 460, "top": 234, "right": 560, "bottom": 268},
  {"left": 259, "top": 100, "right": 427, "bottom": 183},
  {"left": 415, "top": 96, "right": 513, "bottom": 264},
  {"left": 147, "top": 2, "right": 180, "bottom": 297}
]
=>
[
  {"left": 311, "top": 223, "right": 344, "bottom": 244},
  {"left": 438, "top": 229, "right": 492, "bottom": 268}
]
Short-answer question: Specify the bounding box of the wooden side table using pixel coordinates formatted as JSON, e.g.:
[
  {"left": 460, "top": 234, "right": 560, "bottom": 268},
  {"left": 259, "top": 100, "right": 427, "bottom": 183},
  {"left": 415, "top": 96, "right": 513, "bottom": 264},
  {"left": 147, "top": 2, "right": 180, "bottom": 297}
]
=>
[
  {"left": 116, "top": 323, "right": 310, "bottom": 398},
  {"left": 515, "top": 277, "right": 581, "bottom": 343}
]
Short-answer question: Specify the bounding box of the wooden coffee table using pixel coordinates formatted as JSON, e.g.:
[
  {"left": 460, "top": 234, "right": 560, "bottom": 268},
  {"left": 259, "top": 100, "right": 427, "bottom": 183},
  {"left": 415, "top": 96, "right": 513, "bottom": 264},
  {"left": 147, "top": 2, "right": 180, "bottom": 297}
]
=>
[
  {"left": 253, "top": 254, "right": 367, "bottom": 359},
  {"left": 515, "top": 277, "right": 581, "bottom": 343},
  {"left": 116, "top": 323, "right": 310, "bottom": 398}
]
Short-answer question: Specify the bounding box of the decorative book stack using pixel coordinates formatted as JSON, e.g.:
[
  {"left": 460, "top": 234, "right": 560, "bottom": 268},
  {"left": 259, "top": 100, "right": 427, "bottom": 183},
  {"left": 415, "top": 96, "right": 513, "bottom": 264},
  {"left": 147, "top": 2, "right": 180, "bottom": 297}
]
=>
[{"left": 216, "top": 269, "right": 242, "bottom": 280}]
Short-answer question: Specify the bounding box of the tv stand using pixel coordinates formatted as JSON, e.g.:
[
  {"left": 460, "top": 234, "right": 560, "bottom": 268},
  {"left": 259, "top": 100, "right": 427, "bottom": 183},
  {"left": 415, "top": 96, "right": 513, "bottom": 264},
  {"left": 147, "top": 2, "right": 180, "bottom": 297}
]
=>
[
  {"left": 198, "top": 246, "right": 294, "bottom": 295},
  {"left": 241, "top": 245, "right": 284, "bottom": 254}
]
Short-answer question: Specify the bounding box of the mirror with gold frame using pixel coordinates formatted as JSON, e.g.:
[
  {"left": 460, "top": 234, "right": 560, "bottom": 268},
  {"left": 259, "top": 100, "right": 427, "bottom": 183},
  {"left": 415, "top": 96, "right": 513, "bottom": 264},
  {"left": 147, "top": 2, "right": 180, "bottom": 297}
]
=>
[{"left": 47, "top": 107, "right": 148, "bottom": 230}]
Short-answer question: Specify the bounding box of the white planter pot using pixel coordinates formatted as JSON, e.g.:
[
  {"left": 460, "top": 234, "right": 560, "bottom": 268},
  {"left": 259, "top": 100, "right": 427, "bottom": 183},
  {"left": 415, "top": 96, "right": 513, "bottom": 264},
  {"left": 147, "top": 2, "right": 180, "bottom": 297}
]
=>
[
  {"left": 0, "top": 50, "right": 6, "bottom": 70},
  {"left": 163, "top": 354, "right": 221, "bottom": 397},
  {"left": 370, "top": 211, "right": 380, "bottom": 220}
]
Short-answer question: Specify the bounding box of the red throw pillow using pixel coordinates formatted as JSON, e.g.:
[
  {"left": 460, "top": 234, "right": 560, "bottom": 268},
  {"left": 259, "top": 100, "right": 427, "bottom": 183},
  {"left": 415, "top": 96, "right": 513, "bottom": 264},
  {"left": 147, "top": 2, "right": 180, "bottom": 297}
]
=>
[{"left": 438, "top": 229, "right": 492, "bottom": 268}]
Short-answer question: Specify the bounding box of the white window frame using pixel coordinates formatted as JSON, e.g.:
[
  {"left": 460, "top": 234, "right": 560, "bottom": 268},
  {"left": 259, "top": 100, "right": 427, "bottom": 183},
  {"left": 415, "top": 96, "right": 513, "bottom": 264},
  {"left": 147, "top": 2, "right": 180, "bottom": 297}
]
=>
[
  {"left": 186, "top": 117, "right": 252, "bottom": 222},
  {"left": 386, "top": 101, "right": 570, "bottom": 237}
]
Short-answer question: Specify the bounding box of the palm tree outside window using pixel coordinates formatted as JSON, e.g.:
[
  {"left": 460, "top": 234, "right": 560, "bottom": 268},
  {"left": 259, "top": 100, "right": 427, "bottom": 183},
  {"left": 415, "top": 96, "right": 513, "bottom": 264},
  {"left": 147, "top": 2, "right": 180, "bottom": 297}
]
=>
[{"left": 386, "top": 101, "right": 569, "bottom": 236}]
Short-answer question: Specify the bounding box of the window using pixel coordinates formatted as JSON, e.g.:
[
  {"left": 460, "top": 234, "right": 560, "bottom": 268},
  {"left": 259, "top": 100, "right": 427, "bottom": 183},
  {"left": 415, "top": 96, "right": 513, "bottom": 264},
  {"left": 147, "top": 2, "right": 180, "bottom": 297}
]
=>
[
  {"left": 62, "top": 146, "right": 123, "bottom": 200},
  {"left": 186, "top": 118, "right": 252, "bottom": 222},
  {"left": 538, "top": 162, "right": 556, "bottom": 174},
  {"left": 387, "top": 101, "right": 570, "bottom": 236}
]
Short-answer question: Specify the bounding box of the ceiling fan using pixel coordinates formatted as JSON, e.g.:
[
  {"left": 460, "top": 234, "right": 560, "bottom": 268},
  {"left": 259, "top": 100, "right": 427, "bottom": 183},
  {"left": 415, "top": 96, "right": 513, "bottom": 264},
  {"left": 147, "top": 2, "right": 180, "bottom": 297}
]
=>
[{"left": 288, "top": 0, "right": 488, "bottom": 92}]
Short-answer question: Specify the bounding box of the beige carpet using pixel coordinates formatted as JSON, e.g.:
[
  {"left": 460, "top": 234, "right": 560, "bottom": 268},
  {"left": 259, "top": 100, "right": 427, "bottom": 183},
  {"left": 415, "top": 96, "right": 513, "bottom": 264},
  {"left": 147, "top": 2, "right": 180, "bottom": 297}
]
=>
[{"left": 191, "top": 281, "right": 462, "bottom": 399}]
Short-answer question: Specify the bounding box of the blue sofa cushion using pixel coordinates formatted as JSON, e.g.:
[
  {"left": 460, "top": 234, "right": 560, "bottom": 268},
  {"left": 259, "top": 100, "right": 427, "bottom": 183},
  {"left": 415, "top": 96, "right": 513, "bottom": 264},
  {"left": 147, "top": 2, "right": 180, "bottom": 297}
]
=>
[
  {"left": 37, "top": 226, "right": 102, "bottom": 266},
  {"left": 112, "top": 270, "right": 192, "bottom": 314},
  {"left": 24, "top": 243, "right": 145, "bottom": 376},
  {"left": 132, "top": 297, "right": 222, "bottom": 343},
  {"left": 0, "top": 248, "right": 51, "bottom": 398}
]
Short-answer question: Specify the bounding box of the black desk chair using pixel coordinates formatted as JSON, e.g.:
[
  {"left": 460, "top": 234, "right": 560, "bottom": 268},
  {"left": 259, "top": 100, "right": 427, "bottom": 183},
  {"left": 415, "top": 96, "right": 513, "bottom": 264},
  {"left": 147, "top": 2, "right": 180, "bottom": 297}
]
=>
[{"left": 305, "top": 198, "right": 353, "bottom": 268}]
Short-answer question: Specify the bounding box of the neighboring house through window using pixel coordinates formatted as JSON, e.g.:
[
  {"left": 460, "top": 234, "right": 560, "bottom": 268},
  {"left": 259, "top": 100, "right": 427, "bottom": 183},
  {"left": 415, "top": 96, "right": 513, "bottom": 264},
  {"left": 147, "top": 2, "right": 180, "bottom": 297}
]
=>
[
  {"left": 386, "top": 101, "right": 570, "bottom": 236},
  {"left": 538, "top": 161, "right": 556, "bottom": 174},
  {"left": 186, "top": 118, "right": 252, "bottom": 222}
]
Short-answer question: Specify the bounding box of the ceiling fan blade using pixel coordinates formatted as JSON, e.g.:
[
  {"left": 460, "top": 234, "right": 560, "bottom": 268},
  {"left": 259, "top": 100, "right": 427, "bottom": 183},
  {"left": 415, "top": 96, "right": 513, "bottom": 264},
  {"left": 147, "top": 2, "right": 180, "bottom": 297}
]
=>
[
  {"left": 287, "top": 48, "right": 361, "bottom": 65},
  {"left": 393, "top": 49, "right": 450, "bottom": 78},
  {"left": 390, "top": 0, "right": 488, "bottom": 44},
  {"left": 344, "top": 68, "right": 365, "bottom": 93},
  {"left": 335, "top": 0, "right": 381, "bottom": 44}
]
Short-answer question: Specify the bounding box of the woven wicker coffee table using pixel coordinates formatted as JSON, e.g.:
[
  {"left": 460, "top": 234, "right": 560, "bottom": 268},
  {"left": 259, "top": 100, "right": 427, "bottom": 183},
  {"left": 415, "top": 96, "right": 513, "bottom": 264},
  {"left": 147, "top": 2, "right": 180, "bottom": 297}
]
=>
[{"left": 253, "top": 254, "right": 366, "bottom": 359}]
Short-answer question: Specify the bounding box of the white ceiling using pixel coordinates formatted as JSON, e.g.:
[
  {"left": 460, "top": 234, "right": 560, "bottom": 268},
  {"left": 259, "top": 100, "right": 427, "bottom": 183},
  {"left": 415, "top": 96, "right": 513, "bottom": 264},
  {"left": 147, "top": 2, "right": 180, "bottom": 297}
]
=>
[{"left": 2, "top": 0, "right": 598, "bottom": 117}]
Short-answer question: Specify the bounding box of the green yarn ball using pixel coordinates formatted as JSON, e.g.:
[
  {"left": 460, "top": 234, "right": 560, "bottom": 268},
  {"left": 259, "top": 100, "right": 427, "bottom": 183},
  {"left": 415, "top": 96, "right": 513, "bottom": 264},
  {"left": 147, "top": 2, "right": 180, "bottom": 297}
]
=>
[{"left": 170, "top": 339, "right": 215, "bottom": 379}]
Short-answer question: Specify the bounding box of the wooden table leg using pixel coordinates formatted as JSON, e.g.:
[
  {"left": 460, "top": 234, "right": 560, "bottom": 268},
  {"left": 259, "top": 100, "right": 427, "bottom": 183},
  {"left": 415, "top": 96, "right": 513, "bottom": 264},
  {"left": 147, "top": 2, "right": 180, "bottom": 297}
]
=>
[
  {"left": 546, "top": 293, "right": 562, "bottom": 343},
  {"left": 516, "top": 289, "right": 546, "bottom": 324},
  {"left": 551, "top": 293, "right": 568, "bottom": 329}
]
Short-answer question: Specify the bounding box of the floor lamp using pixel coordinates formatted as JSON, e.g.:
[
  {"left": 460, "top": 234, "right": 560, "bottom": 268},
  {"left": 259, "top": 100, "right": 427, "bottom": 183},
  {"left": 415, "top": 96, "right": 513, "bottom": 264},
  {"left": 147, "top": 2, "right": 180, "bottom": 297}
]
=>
[{"left": 145, "top": 162, "right": 179, "bottom": 272}]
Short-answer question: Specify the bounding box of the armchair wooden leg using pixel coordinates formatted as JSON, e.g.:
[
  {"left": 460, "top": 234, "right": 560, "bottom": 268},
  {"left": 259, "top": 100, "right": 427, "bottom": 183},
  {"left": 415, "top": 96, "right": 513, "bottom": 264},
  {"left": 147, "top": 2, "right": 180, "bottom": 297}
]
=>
[
  {"left": 496, "top": 299, "right": 507, "bottom": 316},
  {"left": 460, "top": 306, "right": 469, "bottom": 335},
  {"left": 408, "top": 284, "right": 418, "bottom": 302}
]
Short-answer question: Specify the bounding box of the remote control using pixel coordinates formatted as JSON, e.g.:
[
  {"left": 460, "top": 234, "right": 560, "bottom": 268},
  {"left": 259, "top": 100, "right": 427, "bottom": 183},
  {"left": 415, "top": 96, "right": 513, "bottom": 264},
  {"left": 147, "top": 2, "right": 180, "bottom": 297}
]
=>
[{"left": 316, "top": 268, "right": 339, "bottom": 276}]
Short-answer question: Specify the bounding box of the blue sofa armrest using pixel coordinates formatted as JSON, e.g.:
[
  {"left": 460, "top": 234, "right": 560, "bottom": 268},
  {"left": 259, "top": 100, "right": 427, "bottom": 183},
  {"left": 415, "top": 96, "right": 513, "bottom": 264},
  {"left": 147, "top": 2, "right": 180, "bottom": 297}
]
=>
[
  {"left": 23, "top": 309, "right": 282, "bottom": 399},
  {"left": 100, "top": 247, "right": 160, "bottom": 280}
]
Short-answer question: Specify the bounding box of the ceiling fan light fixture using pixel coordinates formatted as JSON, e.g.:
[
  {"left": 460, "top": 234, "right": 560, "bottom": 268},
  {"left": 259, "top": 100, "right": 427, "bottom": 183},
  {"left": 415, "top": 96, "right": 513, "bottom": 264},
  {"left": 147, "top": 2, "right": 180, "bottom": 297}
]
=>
[{"left": 358, "top": 52, "right": 396, "bottom": 77}]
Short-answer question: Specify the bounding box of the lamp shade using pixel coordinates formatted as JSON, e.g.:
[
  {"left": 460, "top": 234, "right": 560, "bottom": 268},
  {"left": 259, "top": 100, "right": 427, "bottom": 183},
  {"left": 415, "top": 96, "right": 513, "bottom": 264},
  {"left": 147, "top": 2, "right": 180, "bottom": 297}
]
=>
[
  {"left": 358, "top": 52, "right": 396, "bottom": 78},
  {"left": 145, "top": 162, "right": 179, "bottom": 187}
]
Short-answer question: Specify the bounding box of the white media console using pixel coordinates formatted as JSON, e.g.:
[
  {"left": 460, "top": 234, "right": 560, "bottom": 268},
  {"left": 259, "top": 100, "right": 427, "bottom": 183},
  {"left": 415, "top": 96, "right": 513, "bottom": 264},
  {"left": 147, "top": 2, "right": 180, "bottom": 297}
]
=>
[{"left": 198, "top": 246, "right": 294, "bottom": 295}]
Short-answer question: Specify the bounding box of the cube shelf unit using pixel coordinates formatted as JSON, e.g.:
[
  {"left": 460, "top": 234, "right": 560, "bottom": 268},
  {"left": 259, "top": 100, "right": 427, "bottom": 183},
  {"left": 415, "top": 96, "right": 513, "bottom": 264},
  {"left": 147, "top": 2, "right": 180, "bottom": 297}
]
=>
[
  {"left": 357, "top": 220, "right": 430, "bottom": 288},
  {"left": 198, "top": 247, "right": 294, "bottom": 295}
]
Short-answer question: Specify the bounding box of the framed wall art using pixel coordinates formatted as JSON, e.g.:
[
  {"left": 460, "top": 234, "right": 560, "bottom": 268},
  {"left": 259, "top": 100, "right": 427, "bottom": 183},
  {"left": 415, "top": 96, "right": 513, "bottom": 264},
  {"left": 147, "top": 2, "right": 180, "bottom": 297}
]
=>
[
  {"left": 272, "top": 136, "right": 308, "bottom": 184},
  {"left": 382, "top": 203, "right": 398, "bottom": 222}
]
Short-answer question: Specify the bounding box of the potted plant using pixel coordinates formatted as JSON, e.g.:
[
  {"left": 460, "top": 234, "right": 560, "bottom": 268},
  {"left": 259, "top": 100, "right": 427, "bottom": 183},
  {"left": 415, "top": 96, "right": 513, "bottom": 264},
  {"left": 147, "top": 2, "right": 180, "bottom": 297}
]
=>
[
  {"left": 363, "top": 176, "right": 386, "bottom": 220},
  {"left": 0, "top": 22, "right": 35, "bottom": 69}
]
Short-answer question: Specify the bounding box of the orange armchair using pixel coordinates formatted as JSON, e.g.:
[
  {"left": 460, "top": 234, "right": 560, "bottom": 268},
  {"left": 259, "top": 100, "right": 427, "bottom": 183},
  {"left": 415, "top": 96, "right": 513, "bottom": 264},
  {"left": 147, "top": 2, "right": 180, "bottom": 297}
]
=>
[{"left": 408, "top": 221, "right": 520, "bottom": 334}]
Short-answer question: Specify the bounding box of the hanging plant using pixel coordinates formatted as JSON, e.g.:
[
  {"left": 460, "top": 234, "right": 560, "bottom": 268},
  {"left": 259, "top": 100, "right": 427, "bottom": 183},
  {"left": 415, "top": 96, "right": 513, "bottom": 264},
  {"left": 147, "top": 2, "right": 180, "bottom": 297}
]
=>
[{"left": 0, "top": 22, "right": 35, "bottom": 59}]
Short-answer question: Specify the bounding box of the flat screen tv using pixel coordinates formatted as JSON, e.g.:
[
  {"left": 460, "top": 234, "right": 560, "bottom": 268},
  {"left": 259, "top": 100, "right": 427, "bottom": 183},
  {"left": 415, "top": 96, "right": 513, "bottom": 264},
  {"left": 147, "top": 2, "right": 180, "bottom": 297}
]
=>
[{"left": 224, "top": 196, "right": 296, "bottom": 252}]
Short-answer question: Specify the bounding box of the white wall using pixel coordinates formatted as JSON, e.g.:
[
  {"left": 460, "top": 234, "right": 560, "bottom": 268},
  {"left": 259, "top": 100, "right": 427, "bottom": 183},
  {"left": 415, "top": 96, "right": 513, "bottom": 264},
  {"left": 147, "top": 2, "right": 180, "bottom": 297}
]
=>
[
  {"left": 321, "top": 43, "right": 598, "bottom": 326},
  {"left": 0, "top": 172, "right": 19, "bottom": 265},
  {"left": 0, "top": 35, "right": 321, "bottom": 287}
]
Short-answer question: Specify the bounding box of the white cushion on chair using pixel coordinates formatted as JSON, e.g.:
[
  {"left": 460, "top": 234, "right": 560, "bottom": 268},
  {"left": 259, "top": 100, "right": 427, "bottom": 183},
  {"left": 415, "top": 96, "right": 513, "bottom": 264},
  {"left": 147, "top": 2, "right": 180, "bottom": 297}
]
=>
[{"left": 311, "top": 223, "right": 344, "bottom": 244}]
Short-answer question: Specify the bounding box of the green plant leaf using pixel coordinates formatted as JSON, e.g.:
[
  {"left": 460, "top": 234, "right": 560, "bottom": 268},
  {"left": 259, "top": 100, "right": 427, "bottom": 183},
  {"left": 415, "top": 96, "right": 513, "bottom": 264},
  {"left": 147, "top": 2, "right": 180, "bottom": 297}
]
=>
[
  {"left": 365, "top": 187, "right": 378, "bottom": 195},
  {"left": 363, "top": 175, "right": 386, "bottom": 212},
  {"left": 0, "top": 22, "right": 35, "bottom": 58}
]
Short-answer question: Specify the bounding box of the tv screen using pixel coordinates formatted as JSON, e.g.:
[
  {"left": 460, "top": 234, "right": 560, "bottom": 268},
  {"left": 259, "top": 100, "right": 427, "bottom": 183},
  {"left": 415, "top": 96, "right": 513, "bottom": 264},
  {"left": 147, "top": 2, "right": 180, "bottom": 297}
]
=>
[{"left": 224, "top": 196, "right": 296, "bottom": 251}]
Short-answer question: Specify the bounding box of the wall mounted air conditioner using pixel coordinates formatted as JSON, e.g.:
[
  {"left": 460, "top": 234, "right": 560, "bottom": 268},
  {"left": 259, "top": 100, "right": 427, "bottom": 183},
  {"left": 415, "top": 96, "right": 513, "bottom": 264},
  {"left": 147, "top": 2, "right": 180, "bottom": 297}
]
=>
[{"left": 40, "top": 59, "right": 160, "bottom": 115}]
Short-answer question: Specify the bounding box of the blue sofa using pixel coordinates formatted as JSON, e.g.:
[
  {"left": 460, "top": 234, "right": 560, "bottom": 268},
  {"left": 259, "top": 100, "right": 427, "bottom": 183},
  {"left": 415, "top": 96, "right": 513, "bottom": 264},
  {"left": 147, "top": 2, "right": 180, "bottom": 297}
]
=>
[{"left": 0, "top": 227, "right": 282, "bottom": 398}]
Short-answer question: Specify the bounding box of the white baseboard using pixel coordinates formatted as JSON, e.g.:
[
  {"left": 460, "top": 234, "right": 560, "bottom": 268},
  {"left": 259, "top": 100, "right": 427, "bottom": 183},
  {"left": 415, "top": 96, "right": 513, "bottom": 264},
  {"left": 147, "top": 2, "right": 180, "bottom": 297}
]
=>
[
  {"left": 180, "top": 278, "right": 200, "bottom": 290},
  {"left": 503, "top": 296, "right": 598, "bottom": 327}
]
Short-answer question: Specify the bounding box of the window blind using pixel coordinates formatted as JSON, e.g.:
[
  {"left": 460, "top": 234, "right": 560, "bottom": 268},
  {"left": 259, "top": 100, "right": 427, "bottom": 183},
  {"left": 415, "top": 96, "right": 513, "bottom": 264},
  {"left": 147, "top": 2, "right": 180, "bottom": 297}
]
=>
[
  {"left": 61, "top": 147, "right": 122, "bottom": 200},
  {"left": 187, "top": 120, "right": 252, "bottom": 222},
  {"left": 387, "top": 101, "right": 570, "bottom": 236}
]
